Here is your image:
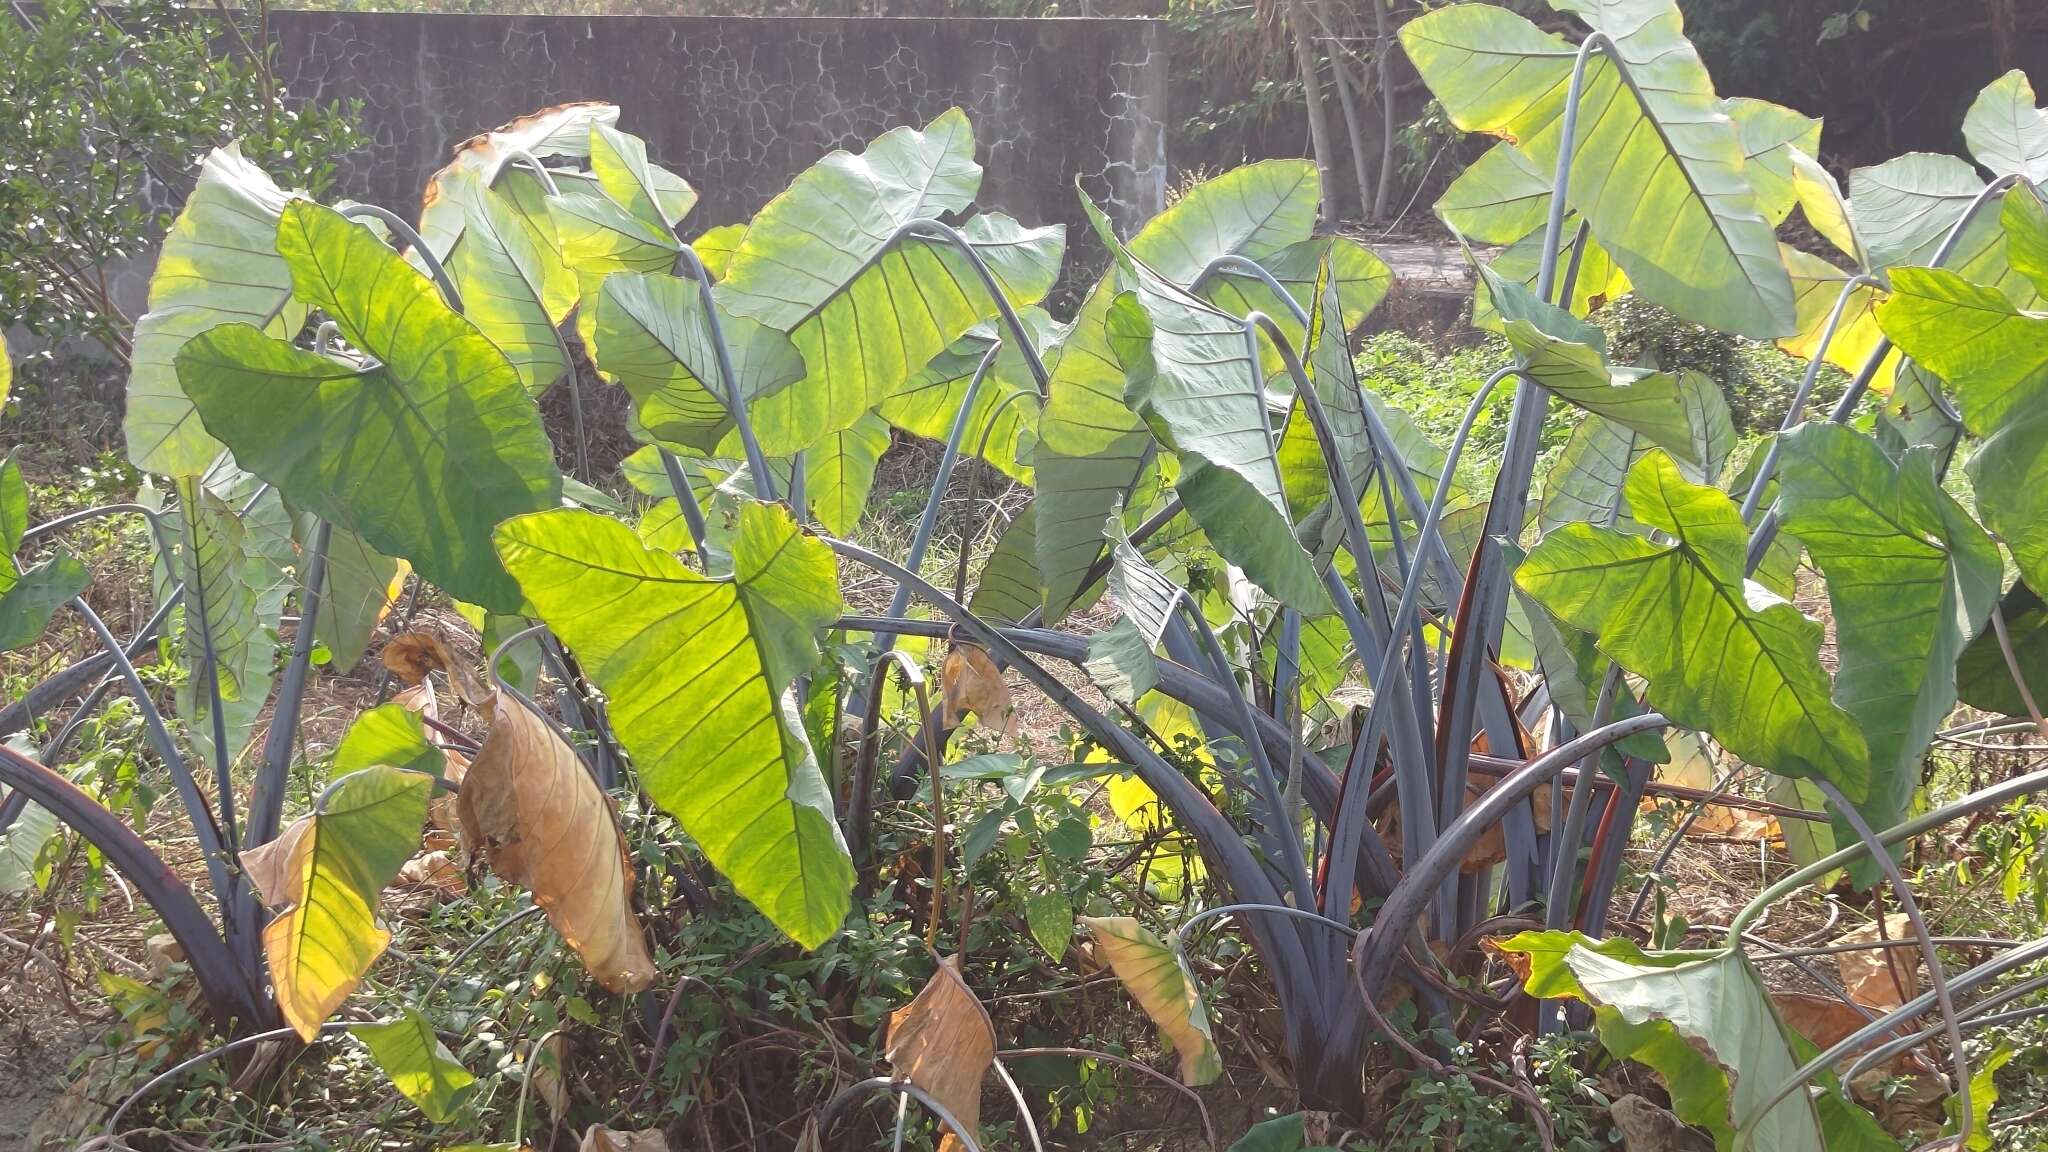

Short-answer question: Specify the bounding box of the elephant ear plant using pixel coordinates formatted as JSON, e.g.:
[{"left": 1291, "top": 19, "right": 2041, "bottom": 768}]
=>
[{"left": 4, "top": 14, "right": 2048, "bottom": 1142}]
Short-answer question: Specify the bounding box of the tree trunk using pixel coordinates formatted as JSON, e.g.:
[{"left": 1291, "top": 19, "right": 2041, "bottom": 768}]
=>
[
  {"left": 1327, "top": 43, "right": 1376, "bottom": 220},
  {"left": 1287, "top": 0, "right": 1341, "bottom": 225},
  {"left": 1370, "top": 0, "right": 1397, "bottom": 220}
]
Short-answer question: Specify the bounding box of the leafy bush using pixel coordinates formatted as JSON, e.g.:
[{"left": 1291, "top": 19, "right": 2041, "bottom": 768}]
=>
[{"left": 0, "top": 0, "right": 362, "bottom": 358}]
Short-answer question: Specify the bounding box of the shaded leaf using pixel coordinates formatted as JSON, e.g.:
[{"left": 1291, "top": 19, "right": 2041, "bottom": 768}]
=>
[
  {"left": 179, "top": 201, "right": 562, "bottom": 613},
  {"left": 1085, "top": 616, "right": 1159, "bottom": 705},
  {"left": 353, "top": 1007, "right": 475, "bottom": 1122}
]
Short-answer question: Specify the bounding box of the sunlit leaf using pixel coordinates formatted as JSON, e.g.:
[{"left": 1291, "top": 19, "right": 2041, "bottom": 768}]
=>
[
  {"left": 495, "top": 504, "right": 852, "bottom": 947},
  {"left": 1776, "top": 423, "right": 2000, "bottom": 847},
  {"left": 1517, "top": 450, "right": 1868, "bottom": 799},
  {"left": 1401, "top": 1, "right": 1794, "bottom": 337},
  {"left": 1492, "top": 930, "right": 1869, "bottom": 1152},
  {"left": 1081, "top": 915, "right": 1220, "bottom": 1085},
  {"left": 1962, "top": 69, "right": 2048, "bottom": 183},
  {"left": 242, "top": 764, "right": 431, "bottom": 1040},
  {"left": 593, "top": 270, "right": 804, "bottom": 455},
  {"left": 126, "top": 145, "right": 305, "bottom": 476},
  {"left": 803, "top": 413, "right": 891, "bottom": 537}
]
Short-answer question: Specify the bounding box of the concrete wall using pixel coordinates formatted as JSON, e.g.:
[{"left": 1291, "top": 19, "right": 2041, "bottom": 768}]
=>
[{"left": 268, "top": 11, "right": 1169, "bottom": 287}]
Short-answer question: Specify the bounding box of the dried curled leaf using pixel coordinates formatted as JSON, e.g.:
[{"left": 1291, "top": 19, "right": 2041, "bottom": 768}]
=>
[
  {"left": 1833, "top": 914, "right": 1916, "bottom": 1011},
  {"left": 382, "top": 631, "right": 491, "bottom": 708},
  {"left": 887, "top": 956, "right": 995, "bottom": 1152},
  {"left": 458, "top": 695, "right": 656, "bottom": 994},
  {"left": 940, "top": 642, "right": 1016, "bottom": 735},
  {"left": 1081, "top": 915, "right": 1220, "bottom": 1086},
  {"left": 579, "top": 1125, "right": 667, "bottom": 1152}
]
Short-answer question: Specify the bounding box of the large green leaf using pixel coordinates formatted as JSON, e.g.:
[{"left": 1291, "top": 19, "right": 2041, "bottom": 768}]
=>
[
  {"left": 713, "top": 109, "right": 1061, "bottom": 453},
  {"left": 494, "top": 504, "right": 853, "bottom": 948},
  {"left": 593, "top": 270, "right": 805, "bottom": 455},
  {"left": 1722, "top": 97, "right": 1822, "bottom": 227},
  {"left": 1108, "top": 260, "right": 1327, "bottom": 613},
  {"left": 877, "top": 310, "right": 1058, "bottom": 483},
  {"left": 1538, "top": 370, "right": 1732, "bottom": 534},
  {"left": 179, "top": 201, "right": 562, "bottom": 613},
  {"left": 0, "top": 553, "right": 89, "bottom": 653},
  {"left": 1877, "top": 189, "right": 2048, "bottom": 596},
  {"left": 1482, "top": 269, "right": 1698, "bottom": 458},
  {"left": 803, "top": 412, "right": 891, "bottom": 537},
  {"left": 1494, "top": 931, "right": 1878, "bottom": 1152},
  {"left": 1400, "top": 1, "right": 1793, "bottom": 338},
  {"left": 1963, "top": 69, "right": 2048, "bottom": 183},
  {"left": 441, "top": 180, "right": 573, "bottom": 398},
  {"left": 125, "top": 145, "right": 305, "bottom": 476},
  {"left": 353, "top": 1007, "right": 475, "bottom": 1123},
  {"left": 1516, "top": 450, "right": 1868, "bottom": 799},
  {"left": 1776, "top": 423, "right": 2000, "bottom": 846},
  {"left": 244, "top": 764, "right": 432, "bottom": 1040},
  {"left": 1034, "top": 163, "right": 1323, "bottom": 621}
]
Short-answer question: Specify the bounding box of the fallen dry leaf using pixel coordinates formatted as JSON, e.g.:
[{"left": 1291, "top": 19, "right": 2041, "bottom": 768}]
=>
[
  {"left": 941, "top": 642, "right": 1016, "bottom": 736},
  {"left": 1833, "top": 914, "right": 1916, "bottom": 1010},
  {"left": 1771, "top": 992, "right": 1935, "bottom": 1078},
  {"left": 578, "top": 1124, "right": 667, "bottom": 1152},
  {"left": 459, "top": 694, "right": 657, "bottom": 994},
  {"left": 383, "top": 631, "right": 491, "bottom": 708},
  {"left": 887, "top": 956, "right": 995, "bottom": 1152},
  {"left": 398, "top": 850, "right": 467, "bottom": 896}
]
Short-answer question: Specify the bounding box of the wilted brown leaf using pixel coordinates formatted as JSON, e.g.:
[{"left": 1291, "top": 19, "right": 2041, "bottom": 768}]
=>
[
  {"left": 428, "top": 748, "right": 470, "bottom": 834},
  {"left": 391, "top": 679, "right": 438, "bottom": 720},
  {"left": 1385, "top": 773, "right": 1552, "bottom": 874},
  {"left": 578, "top": 1124, "right": 667, "bottom": 1152},
  {"left": 887, "top": 956, "right": 995, "bottom": 1152},
  {"left": 1833, "top": 914, "right": 1915, "bottom": 1010},
  {"left": 459, "top": 694, "right": 656, "bottom": 994},
  {"left": 382, "top": 631, "right": 490, "bottom": 708},
  {"left": 398, "top": 850, "right": 467, "bottom": 897},
  {"left": 241, "top": 815, "right": 311, "bottom": 907},
  {"left": 941, "top": 643, "right": 1015, "bottom": 736}
]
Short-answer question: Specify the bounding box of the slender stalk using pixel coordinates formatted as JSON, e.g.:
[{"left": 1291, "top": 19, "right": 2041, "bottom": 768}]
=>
[
  {"left": 658, "top": 449, "right": 712, "bottom": 568},
  {"left": 1992, "top": 604, "right": 2048, "bottom": 736},
  {"left": 1538, "top": 666, "right": 1619, "bottom": 1033},
  {"left": 825, "top": 538, "right": 1327, "bottom": 1075},
  {"left": 69, "top": 597, "right": 235, "bottom": 910},
  {"left": 1737, "top": 272, "right": 1884, "bottom": 523},
  {"left": 1353, "top": 711, "right": 1670, "bottom": 1000},
  {"left": 1728, "top": 766, "right": 2048, "bottom": 940},
  {"left": 817, "top": 1077, "right": 984, "bottom": 1152},
  {"left": 673, "top": 242, "right": 776, "bottom": 501},
  {"left": 336, "top": 203, "right": 462, "bottom": 312},
  {"left": 105, "top": 1022, "right": 353, "bottom": 1135},
  {"left": 877, "top": 339, "right": 999, "bottom": 649},
  {"left": 247, "top": 519, "right": 330, "bottom": 850}
]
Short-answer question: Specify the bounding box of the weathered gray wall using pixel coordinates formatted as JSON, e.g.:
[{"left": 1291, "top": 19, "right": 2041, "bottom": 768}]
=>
[{"left": 268, "top": 11, "right": 1168, "bottom": 276}]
